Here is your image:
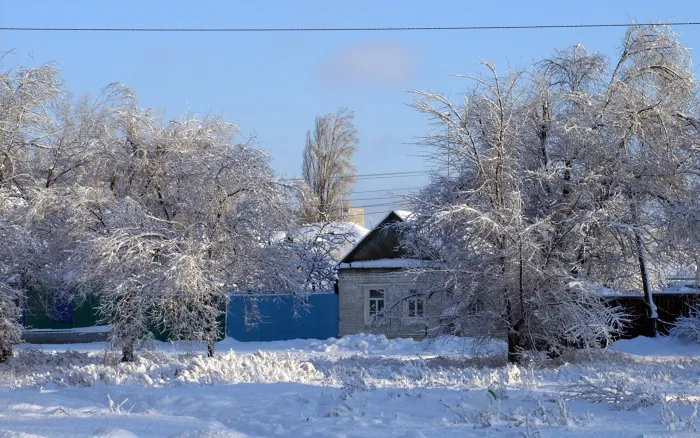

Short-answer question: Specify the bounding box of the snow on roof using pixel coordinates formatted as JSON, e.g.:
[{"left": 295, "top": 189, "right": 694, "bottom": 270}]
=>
[
  {"left": 596, "top": 289, "right": 642, "bottom": 297},
  {"left": 570, "top": 279, "right": 700, "bottom": 297},
  {"left": 372, "top": 210, "right": 413, "bottom": 228},
  {"left": 338, "top": 258, "right": 431, "bottom": 269},
  {"left": 655, "top": 284, "right": 700, "bottom": 294},
  {"left": 23, "top": 325, "right": 111, "bottom": 334},
  {"left": 338, "top": 210, "right": 411, "bottom": 264},
  {"left": 292, "top": 221, "right": 368, "bottom": 240},
  {"left": 570, "top": 280, "right": 641, "bottom": 297},
  {"left": 283, "top": 221, "right": 369, "bottom": 261},
  {"left": 394, "top": 210, "right": 413, "bottom": 221},
  {"left": 274, "top": 221, "right": 368, "bottom": 243}
]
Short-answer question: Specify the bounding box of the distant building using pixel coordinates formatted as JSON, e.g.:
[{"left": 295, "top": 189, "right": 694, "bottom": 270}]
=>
[{"left": 342, "top": 207, "right": 365, "bottom": 228}]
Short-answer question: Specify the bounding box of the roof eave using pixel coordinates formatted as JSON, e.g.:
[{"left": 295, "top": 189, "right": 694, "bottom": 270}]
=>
[{"left": 338, "top": 211, "right": 406, "bottom": 265}]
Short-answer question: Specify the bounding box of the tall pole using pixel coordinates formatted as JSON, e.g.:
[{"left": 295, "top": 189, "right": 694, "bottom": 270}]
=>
[{"left": 445, "top": 113, "right": 451, "bottom": 179}]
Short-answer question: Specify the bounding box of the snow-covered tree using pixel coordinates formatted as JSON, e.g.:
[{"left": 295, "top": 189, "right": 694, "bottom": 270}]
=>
[
  {"left": 406, "top": 62, "right": 626, "bottom": 362},
  {"left": 0, "top": 59, "right": 64, "bottom": 359},
  {"left": 0, "top": 61, "right": 62, "bottom": 190},
  {"left": 0, "top": 55, "right": 353, "bottom": 361},
  {"left": 71, "top": 108, "right": 298, "bottom": 360},
  {"left": 301, "top": 108, "right": 359, "bottom": 222},
  {"left": 401, "top": 24, "right": 699, "bottom": 362},
  {"left": 0, "top": 210, "right": 25, "bottom": 362},
  {"left": 261, "top": 221, "right": 363, "bottom": 294},
  {"left": 589, "top": 25, "right": 700, "bottom": 336}
]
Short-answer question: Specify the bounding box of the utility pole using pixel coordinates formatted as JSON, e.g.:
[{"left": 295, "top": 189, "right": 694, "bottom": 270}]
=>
[{"left": 444, "top": 112, "right": 451, "bottom": 179}]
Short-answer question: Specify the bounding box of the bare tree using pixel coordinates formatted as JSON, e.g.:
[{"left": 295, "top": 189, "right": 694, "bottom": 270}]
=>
[{"left": 301, "top": 108, "right": 359, "bottom": 223}]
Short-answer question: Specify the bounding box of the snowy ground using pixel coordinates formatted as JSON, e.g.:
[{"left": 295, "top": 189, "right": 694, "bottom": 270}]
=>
[{"left": 1, "top": 335, "right": 699, "bottom": 437}]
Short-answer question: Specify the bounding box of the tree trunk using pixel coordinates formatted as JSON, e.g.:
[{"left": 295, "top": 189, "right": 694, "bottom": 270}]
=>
[
  {"left": 505, "top": 297, "right": 523, "bottom": 364},
  {"left": 0, "top": 347, "right": 12, "bottom": 363},
  {"left": 207, "top": 338, "right": 215, "bottom": 358},
  {"left": 507, "top": 330, "right": 522, "bottom": 364},
  {"left": 634, "top": 229, "right": 657, "bottom": 337},
  {"left": 121, "top": 342, "right": 134, "bottom": 362}
]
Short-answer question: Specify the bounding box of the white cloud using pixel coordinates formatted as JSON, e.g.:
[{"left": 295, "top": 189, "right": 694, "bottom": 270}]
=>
[{"left": 315, "top": 40, "right": 416, "bottom": 86}]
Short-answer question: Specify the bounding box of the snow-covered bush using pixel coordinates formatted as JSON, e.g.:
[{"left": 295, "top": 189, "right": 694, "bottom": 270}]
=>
[
  {"left": 2, "top": 348, "right": 322, "bottom": 389},
  {"left": 669, "top": 304, "right": 700, "bottom": 343},
  {"left": 564, "top": 376, "right": 663, "bottom": 411},
  {"left": 660, "top": 401, "right": 698, "bottom": 431},
  {"left": 443, "top": 395, "right": 584, "bottom": 431}
]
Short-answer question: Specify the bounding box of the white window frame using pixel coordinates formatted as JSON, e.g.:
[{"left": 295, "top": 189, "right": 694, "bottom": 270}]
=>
[
  {"left": 406, "top": 295, "right": 426, "bottom": 319},
  {"left": 363, "top": 284, "right": 388, "bottom": 324}
]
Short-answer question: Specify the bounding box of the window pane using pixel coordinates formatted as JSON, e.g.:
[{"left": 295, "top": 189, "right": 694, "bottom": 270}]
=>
[
  {"left": 369, "top": 301, "right": 376, "bottom": 315},
  {"left": 377, "top": 300, "right": 384, "bottom": 311},
  {"left": 370, "top": 289, "right": 384, "bottom": 298},
  {"left": 417, "top": 299, "right": 424, "bottom": 316},
  {"left": 408, "top": 300, "right": 416, "bottom": 316}
]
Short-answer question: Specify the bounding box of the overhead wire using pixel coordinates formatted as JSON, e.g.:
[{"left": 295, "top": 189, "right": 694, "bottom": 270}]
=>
[
  {"left": 360, "top": 209, "right": 411, "bottom": 217},
  {"left": 2, "top": 22, "right": 699, "bottom": 32},
  {"left": 346, "top": 195, "right": 410, "bottom": 202},
  {"left": 15, "top": 20, "right": 678, "bottom": 220},
  {"left": 281, "top": 170, "right": 429, "bottom": 183},
  {"left": 15, "top": 20, "right": 688, "bottom": 228},
  {"left": 345, "top": 201, "right": 410, "bottom": 209},
  {"left": 286, "top": 173, "right": 424, "bottom": 212},
  {"left": 351, "top": 187, "right": 422, "bottom": 194}
]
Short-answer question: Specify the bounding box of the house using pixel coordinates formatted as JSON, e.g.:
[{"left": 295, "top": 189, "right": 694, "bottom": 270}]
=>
[
  {"left": 337, "top": 211, "right": 440, "bottom": 338},
  {"left": 337, "top": 212, "right": 700, "bottom": 342}
]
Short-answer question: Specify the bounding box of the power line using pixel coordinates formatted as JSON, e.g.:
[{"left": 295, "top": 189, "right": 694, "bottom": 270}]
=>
[
  {"left": 351, "top": 187, "right": 422, "bottom": 194},
  {"left": 352, "top": 201, "right": 411, "bottom": 209},
  {"left": 2, "top": 22, "right": 699, "bottom": 33},
  {"left": 361, "top": 209, "right": 411, "bottom": 217},
  {"left": 352, "top": 171, "right": 427, "bottom": 181},
  {"left": 350, "top": 174, "right": 427, "bottom": 181},
  {"left": 347, "top": 195, "right": 409, "bottom": 202},
  {"left": 325, "top": 201, "right": 411, "bottom": 211},
  {"left": 281, "top": 170, "right": 429, "bottom": 183},
  {"left": 289, "top": 170, "right": 427, "bottom": 180},
  {"left": 329, "top": 208, "right": 407, "bottom": 217}
]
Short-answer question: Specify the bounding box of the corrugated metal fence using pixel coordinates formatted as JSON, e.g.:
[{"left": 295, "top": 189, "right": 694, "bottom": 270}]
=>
[
  {"left": 22, "top": 293, "right": 101, "bottom": 330},
  {"left": 24, "top": 289, "right": 696, "bottom": 343},
  {"left": 226, "top": 294, "right": 338, "bottom": 342},
  {"left": 607, "top": 292, "right": 700, "bottom": 338}
]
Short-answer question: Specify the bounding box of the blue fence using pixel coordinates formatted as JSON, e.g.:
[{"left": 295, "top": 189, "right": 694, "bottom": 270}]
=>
[{"left": 226, "top": 294, "right": 339, "bottom": 342}]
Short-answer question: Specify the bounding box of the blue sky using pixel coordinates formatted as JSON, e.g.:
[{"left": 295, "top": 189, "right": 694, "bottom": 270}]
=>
[{"left": 1, "top": 1, "right": 699, "bottom": 227}]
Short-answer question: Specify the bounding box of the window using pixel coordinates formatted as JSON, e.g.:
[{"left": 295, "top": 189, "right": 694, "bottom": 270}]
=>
[
  {"left": 368, "top": 288, "right": 385, "bottom": 318},
  {"left": 468, "top": 298, "right": 484, "bottom": 314},
  {"left": 407, "top": 296, "right": 425, "bottom": 318}
]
